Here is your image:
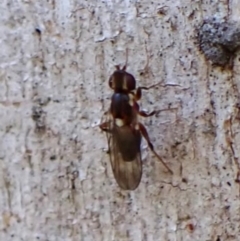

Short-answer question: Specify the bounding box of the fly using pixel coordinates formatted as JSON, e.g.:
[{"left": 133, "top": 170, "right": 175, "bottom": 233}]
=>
[{"left": 100, "top": 65, "right": 173, "bottom": 190}]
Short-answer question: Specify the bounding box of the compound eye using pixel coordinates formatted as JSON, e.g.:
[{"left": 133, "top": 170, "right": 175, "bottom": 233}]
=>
[{"left": 126, "top": 74, "right": 136, "bottom": 91}]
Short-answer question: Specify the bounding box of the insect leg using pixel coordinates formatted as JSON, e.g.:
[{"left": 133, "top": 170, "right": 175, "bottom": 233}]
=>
[
  {"left": 138, "top": 122, "right": 173, "bottom": 174},
  {"left": 99, "top": 121, "right": 112, "bottom": 133},
  {"left": 99, "top": 121, "right": 112, "bottom": 154},
  {"left": 138, "top": 110, "right": 156, "bottom": 117},
  {"left": 134, "top": 101, "right": 156, "bottom": 117},
  {"left": 135, "top": 83, "right": 160, "bottom": 100}
]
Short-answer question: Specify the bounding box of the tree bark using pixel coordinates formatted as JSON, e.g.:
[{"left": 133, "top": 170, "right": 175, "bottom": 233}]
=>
[{"left": 0, "top": 1, "right": 240, "bottom": 241}]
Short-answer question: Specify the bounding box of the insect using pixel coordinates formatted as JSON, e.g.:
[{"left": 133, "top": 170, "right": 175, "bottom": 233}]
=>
[{"left": 100, "top": 65, "right": 173, "bottom": 190}]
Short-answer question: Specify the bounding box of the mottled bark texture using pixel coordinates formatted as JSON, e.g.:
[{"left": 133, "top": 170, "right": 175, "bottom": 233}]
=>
[
  {"left": 0, "top": 1, "right": 240, "bottom": 241},
  {"left": 198, "top": 17, "right": 240, "bottom": 66}
]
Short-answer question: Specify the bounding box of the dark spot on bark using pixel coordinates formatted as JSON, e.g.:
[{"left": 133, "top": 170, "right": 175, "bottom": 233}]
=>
[
  {"left": 50, "top": 155, "right": 56, "bottom": 160},
  {"left": 32, "top": 105, "right": 46, "bottom": 133},
  {"left": 187, "top": 223, "right": 194, "bottom": 232},
  {"left": 182, "top": 178, "right": 188, "bottom": 183},
  {"left": 35, "top": 28, "right": 41, "bottom": 34}
]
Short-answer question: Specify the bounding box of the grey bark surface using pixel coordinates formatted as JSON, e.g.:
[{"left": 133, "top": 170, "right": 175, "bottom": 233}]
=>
[{"left": 0, "top": 1, "right": 240, "bottom": 241}]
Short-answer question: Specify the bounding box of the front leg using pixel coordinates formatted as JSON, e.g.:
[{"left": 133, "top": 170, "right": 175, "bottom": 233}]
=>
[{"left": 135, "top": 83, "right": 160, "bottom": 101}]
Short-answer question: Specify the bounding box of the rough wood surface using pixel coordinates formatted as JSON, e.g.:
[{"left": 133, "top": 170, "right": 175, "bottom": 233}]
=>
[{"left": 0, "top": 1, "right": 240, "bottom": 241}]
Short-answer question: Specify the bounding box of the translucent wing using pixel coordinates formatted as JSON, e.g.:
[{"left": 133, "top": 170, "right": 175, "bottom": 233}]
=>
[{"left": 106, "top": 120, "right": 142, "bottom": 190}]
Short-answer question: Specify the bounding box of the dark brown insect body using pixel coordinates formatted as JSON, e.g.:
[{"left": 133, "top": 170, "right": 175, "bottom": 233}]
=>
[{"left": 100, "top": 65, "right": 172, "bottom": 190}]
